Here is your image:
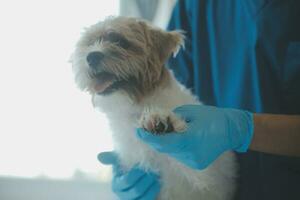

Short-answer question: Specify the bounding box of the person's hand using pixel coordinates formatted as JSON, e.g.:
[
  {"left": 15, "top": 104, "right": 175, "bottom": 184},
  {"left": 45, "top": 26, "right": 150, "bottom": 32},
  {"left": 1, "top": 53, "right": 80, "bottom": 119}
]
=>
[
  {"left": 98, "top": 151, "right": 160, "bottom": 200},
  {"left": 136, "top": 105, "right": 254, "bottom": 170}
]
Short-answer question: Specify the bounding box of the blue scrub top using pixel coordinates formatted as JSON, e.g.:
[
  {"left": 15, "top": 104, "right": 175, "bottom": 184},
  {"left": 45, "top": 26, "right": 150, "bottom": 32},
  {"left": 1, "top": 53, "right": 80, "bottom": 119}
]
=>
[{"left": 167, "top": 0, "right": 300, "bottom": 199}]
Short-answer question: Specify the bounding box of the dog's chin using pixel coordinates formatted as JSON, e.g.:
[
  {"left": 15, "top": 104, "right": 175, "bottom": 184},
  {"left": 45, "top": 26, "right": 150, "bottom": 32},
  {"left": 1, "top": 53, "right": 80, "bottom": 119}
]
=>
[
  {"left": 86, "top": 71, "right": 146, "bottom": 100},
  {"left": 88, "top": 72, "right": 129, "bottom": 96},
  {"left": 89, "top": 72, "right": 117, "bottom": 95}
]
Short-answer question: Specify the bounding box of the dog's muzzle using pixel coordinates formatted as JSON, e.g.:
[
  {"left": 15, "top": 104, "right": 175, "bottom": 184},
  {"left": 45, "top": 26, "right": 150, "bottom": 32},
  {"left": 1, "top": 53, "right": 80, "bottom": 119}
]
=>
[
  {"left": 85, "top": 51, "right": 118, "bottom": 94},
  {"left": 87, "top": 51, "right": 104, "bottom": 70}
]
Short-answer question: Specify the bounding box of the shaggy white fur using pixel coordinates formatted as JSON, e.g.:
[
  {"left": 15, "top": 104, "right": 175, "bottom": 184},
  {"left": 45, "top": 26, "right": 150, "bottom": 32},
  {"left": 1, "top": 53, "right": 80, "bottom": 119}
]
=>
[
  {"left": 92, "top": 74, "right": 237, "bottom": 200},
  {"left": 72, "top": 16, "right": 237, "bottom": 200}
]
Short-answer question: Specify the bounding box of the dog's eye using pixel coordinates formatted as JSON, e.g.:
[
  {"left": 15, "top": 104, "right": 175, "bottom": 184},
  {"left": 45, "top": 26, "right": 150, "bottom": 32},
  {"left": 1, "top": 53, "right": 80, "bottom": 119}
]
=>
[{"left": 106, "top": 32, "right": 130, "bottom": 49}]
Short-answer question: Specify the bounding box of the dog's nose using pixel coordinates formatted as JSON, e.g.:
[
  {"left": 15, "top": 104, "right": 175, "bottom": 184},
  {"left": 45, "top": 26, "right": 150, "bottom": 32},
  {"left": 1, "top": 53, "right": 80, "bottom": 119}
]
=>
[{"left": 86, "top": 51, "right": 104, "bottom": 68}]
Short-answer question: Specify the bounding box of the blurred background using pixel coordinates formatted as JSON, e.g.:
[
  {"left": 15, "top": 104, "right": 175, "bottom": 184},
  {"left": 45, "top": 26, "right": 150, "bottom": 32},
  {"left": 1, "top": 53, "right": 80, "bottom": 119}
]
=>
[{"left": 0, "top": 0, "right": 176, "bottom": 199}]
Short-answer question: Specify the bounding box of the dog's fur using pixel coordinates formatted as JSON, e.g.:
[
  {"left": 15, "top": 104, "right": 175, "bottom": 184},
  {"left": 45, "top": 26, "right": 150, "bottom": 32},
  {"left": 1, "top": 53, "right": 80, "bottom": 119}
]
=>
[{"left": 72, "top": 16, "right": 237, "bottom": 200}]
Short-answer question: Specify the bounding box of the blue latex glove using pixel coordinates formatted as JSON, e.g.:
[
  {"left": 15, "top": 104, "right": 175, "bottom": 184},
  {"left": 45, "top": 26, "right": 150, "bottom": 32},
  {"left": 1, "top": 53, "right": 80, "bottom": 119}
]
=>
[
  {"left": 98, "top": 151, "right": 160, "bottom": 200},
  {"left": 136, "top": 105, "right": 254, "bottom": 170}
]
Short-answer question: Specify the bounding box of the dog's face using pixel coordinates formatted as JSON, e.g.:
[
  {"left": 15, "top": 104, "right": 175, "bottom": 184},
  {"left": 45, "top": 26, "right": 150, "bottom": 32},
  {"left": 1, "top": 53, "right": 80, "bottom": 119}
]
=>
[{"left": 72, "top": 17, "right": 184, "bottom": 101}]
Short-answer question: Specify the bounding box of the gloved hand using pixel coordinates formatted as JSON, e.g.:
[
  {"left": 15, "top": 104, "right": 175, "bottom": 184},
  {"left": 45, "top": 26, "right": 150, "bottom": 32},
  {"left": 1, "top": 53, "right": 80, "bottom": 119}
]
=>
[
  {"left": 98, "top": 151, "right": 160, "bottom": 200},
  {"left": 136, "top": 105, "right": 254, "bottom": 170}
]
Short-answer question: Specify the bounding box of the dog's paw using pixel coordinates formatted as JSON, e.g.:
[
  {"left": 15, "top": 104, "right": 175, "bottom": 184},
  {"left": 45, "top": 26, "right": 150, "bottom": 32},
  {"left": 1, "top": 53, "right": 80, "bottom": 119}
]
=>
[{"left": 140, "top": 109, "right": 186, "bottom": 134}]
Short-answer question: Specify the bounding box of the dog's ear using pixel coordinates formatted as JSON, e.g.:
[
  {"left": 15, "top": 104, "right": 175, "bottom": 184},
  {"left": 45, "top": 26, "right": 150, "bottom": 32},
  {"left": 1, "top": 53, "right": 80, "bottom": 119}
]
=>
[
  {"left": 139, "top": 21, "right": 185, "bottom": 64},
  {"left": 151, "top": 29, "right": 185, "bottom": 63}
]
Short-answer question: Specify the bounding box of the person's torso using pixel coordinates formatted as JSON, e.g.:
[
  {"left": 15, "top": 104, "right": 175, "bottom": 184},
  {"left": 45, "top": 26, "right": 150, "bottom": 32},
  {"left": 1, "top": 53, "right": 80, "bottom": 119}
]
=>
[{"left": 168, "top": 0, "right": 300, "bottom": 199}]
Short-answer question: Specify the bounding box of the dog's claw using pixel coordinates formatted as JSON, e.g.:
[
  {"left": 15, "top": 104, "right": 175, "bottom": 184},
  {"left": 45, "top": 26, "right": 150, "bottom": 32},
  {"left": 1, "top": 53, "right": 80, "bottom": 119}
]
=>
[{"left": 140, "top": 111, "right": 185, "bottom": 135}]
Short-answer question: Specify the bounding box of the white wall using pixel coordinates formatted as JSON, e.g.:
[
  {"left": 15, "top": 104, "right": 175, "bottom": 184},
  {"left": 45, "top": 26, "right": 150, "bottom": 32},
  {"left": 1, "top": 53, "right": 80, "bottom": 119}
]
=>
[
  {"left": 0, "top": 0, "right": 119, "bottom": 199},
  {"left": 0, "top": 0, "right": 118, "bottom": 180}
]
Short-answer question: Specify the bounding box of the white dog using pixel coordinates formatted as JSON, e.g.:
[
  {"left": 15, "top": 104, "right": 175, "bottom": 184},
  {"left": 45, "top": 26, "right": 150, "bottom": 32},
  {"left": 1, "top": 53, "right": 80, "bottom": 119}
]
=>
[{"left": 72, "top": 16, "right": 237, "bottom": 200}]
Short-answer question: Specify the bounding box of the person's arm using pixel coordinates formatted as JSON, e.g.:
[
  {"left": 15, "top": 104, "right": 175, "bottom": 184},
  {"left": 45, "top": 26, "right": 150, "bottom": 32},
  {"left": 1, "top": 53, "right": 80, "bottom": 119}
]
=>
[
  {"left": 136, "top": 105, "right": 300, "bottom": 170},
  {"left": 250, "top": 114, "right": 300, "bottom": 157}
]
